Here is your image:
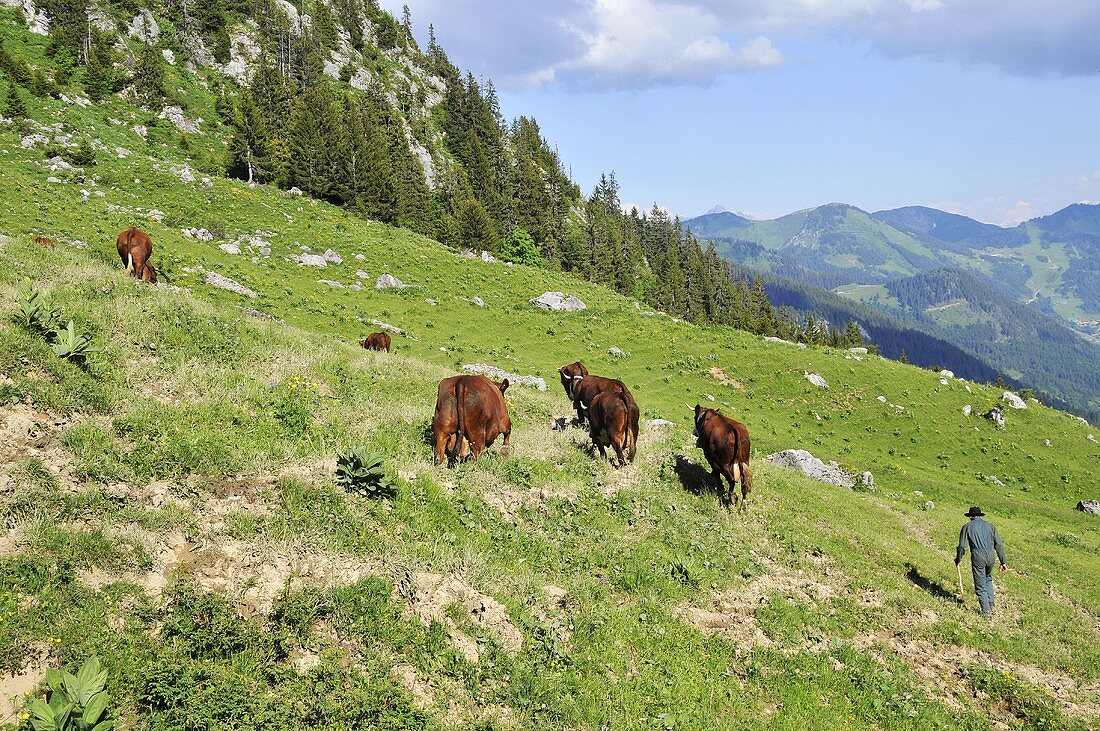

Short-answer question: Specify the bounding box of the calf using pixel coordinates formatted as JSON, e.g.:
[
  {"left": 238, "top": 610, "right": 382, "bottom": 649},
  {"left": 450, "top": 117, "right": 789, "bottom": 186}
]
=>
[
  {"left": 360, "top": 332, "right": 392, "bottom": 352},
  {"left": 587, "top": 390, "right": 639, "bottom": 468},
  {"left": 558, "top": 361, "right": 629, "bottom": 426},
  {"left": 432, "top": 375, "right": 510, "bottom": 465},
  {"left": 693, "top": 405, "right": 753, "bottom": 510},
  {"left": 116, "top": 227, "right": 156, "bottom": 283}
]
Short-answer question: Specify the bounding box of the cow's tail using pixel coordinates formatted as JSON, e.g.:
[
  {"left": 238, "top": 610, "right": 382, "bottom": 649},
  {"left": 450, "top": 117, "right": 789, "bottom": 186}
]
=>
[
  {"left": 454, "top": 377, "right": 469, "bottom": 460},
  {"left": 737, "top": 429, "right": 753, "bottom": 497},
  {"left": 624, "top": 392, "right": 639, "bottom": 462},
  {"left": 126, "top": 251, "right": 134, "bottom": 273}
]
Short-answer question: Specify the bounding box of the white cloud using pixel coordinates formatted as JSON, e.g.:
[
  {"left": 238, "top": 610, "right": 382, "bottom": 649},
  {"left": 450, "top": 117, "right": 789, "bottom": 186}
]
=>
[{"left": 386, "top": 0, "right": 1100, "bottom": 89}]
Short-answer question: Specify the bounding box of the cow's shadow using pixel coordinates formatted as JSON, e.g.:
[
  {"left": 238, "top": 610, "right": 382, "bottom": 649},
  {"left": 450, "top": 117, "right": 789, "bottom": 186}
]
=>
[
  {"left": 673, "top": 455, "right": 717, "bottom": 497},
  {"left": 905, "top": 563, "right": 963, "bottom": 605}
]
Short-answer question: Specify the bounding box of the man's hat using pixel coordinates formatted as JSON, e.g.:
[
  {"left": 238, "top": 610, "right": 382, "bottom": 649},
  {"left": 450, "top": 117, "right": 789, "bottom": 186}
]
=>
[{"left": 964, "top": 506, "right": 985, "bottom": 517}]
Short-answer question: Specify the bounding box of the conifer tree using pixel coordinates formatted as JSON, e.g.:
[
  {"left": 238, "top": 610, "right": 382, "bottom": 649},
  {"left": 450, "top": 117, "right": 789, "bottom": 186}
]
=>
[
  {"left": 456, "top": 198, "right": 499, "bottom": 251},
  {"left": 228, "top": 90, "right": 269, "bottom": 184},
  {"left": 83, "top": 41, "right": 114, "bottom": 103},
  {"left": 131, "top": 44, "right": 166, "bottom": 108},
  {"left": 3, "top": 83, "right": 26, "bottom": 119}
]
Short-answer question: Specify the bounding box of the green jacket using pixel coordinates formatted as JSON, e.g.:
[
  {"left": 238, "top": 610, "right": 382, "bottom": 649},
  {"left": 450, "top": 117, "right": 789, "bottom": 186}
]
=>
[{"left": 956, "top": 517, "right": 1007, "bottom": 565}]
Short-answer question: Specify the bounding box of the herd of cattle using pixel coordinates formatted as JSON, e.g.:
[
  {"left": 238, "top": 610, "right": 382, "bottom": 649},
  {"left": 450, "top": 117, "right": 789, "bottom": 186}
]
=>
[{"left": 93, "top": 227, "right": 753, "bottom": 509}]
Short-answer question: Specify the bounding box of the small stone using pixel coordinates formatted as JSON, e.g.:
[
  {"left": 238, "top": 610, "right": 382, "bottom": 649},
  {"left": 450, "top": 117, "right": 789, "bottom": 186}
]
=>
[
  {"left": 923, "top": 501, "right": 935, "bottom": 511},
  {"left": 963, "top": 405, "right": 972, "bottom": 417},
  {"left": 376, "top": 274, "right": 405, "bottom": 289},
  {"left": 609, "top": 346, "right": 624, "bottom": 357},
  {"left": 1076, "top": 500, "right": 1100, "bottom": 515},
  {"left": 804, "top": 372, "right": 829, "bottom": 389},
  {"left": 472, "top": 296, "right": 485, "bottom": 307}
]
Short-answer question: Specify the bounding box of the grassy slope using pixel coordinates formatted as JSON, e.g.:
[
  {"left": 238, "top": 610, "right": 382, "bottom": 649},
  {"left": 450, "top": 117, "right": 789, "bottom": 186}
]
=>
[{"left": 1, "top": 16, "right": 1100, "bottom": 731}]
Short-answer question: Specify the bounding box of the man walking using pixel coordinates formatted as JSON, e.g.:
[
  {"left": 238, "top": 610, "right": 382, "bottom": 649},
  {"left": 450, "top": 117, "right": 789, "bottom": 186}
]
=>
[{"left": 955, "top": 506, "right": 1008, "bottom": 617}]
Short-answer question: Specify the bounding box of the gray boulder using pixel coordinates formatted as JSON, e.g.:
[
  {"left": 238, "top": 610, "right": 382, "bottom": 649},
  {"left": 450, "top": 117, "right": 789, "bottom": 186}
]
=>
[
  {"left": 1076, "top": 500, "right": 1100, "bottom": 515},
  {"left": 530, "top": 291, "right": 586, "bottom": 312},
  {"left": 205, "top": 272, "right": 257, "bottom": 299},
  {"left": 765, "top": 449, "right": 855, "bottom": 488},
  {"left": 376, "top": 274, "right": 405, "bottom": 290},
  {"left": 645, "top": 418, "right": 675, "bottom": 429},
  {"left": 804, "top": 372, "right": 829, "bottom": 389},
  {"left": 609, "top": 346, "right": 624, "bottom": 357},
  {"left": 983, "top": 407, "right": 1006, "bottom": 429},
  {"left": 292, "top": 253, "right": 327, "bottom": 268},
  {"left": 461, "top": 364, "right": 547, "bottom": 391},
  {"left": 1002, "top": 391, "right": 1028, "bottom": 410}
]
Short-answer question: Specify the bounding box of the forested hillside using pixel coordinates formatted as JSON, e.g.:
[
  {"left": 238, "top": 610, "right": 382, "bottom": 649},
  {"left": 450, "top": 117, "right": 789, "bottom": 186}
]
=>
[{"left": 0, "top": 0, "right": 816, "bottom": 342}]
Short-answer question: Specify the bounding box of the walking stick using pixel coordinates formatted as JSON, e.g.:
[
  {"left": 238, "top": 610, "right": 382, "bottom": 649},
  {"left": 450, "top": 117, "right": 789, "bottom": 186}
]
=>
[{"left": 956, "top": 562, "right": 965, "bottom": 601}]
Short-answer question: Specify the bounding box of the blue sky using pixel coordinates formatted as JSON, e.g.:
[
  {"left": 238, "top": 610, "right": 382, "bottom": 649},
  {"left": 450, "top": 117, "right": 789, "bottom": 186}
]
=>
[{"left": 380, "top": 1, "right": 1100, "bottom": 225}]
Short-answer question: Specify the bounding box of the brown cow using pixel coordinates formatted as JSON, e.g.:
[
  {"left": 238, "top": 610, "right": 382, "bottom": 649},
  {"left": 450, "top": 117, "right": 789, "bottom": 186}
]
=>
[
  {"left": 693, "top": 405, "right": 753, "bottom": 510},
  {"left": 558, "top": 361, "right": 629, "bottom": 426},
  {"left": 432, "top": 375, "right": 510, "bottom": 465},
  {"left": 359, "top": 332, "right": 392, "bottom": 352},
  {"left": 116, "top": 227, "right": 156, "bottom": 283},
  {"left": 587, "top": 390, "right": 639, "bottom": 468},
  {"left": 32, "top": 235, "right": 55, "bottom": 249}
]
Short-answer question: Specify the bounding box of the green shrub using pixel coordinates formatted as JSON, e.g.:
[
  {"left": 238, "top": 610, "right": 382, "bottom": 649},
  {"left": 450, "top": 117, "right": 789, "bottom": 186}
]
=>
[
  {"left": 26, "top": 655, "right": 115, "bottom": 731},
  {"left": 50, "top": 320, "right": 101, "bottom": 366},
  {"left": 335, "top": 447, "right": 396, "bottom": 499}
]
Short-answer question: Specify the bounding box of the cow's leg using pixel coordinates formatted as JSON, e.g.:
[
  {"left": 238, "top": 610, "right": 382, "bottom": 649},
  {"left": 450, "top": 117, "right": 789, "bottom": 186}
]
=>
[
  {"left": 710, "top": 467, "right": 727, "bottom": 504},
  {"left": 720, "top": 466, "right": 740, "bottom": 509},
  {"left": 433, "top": 431, "right": 449, "bottom": 466},
  {"left": 610, "top": 437, "right": 627, "bottom": 469}
]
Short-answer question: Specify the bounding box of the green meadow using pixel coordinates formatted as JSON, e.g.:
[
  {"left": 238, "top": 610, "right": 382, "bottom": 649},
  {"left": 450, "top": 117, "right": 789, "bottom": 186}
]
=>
[{"left": 1, "top": 11, "right": 1099, "bottom": 731}]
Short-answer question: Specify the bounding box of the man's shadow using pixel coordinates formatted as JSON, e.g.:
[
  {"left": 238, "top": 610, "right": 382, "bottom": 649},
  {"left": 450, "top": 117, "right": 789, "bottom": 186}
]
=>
[{"left": 905, "top": 563, "right": 964, "bottom": 605}]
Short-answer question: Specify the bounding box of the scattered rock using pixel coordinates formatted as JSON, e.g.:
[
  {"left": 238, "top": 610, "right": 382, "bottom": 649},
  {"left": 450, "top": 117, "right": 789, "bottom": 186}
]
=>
[
  {"left": 765, "top": 449, "right": 855, "bottom": 488},
  {"left": 369, "top": 320, "right": 405, "bottom": 336},
  {"left": 646, "top": 418, "right": 675, "bottom": 429},
  {"left": 804, "top": 372, "right": 829, "bottom": 389},
  {"left": 939, "top": 370, "right": 955, "bottom": 379},
  {"left": 609, "top": 346, "right": 624, "bottom": 357},
  {"left": 461, "top": 364, "right": 547, "bottom": 391},
  {"left": 987, "top": 475, "right": 1006, "bottom": 488},
  {"left": 46, "top": 176, "right": 63, "bottom": 184},
  {"left": 158, "top": 106, "right": 201, "bottom": 134},
  {"left": 291, "top": 253, "right": 328, "bottom": 268},
  {"left": 318, "top": 280, "right": 343, "bottom": 288},
  {"left": 1076, "top": 500, "right": 1099, "bottom": 515},
  {"left": 355, "top": 271, "right": 370, "bottom": 279},
  {"left": 983, "top": 407, "right": 1006, "bottom": 429},
  {"left": 849, "top": 347, "right": 869, "bottom": 354},
  {"left": 205, "top": 272, "right": 257, "bottom": 298},
  {"left": 132, "top": 124, "right": 147, "bottom": 139},
  {"left": 321, "top": 249, "right": 342, "bottom": 264},
  {"left": 860, "top": 471, "right": 874, "bottom": 488},
  {"left": 217, "top": 243, "right": 240, "bottom": 255},
  {"left": 963, "top": 405, "right": 972, "bottom": 417},
  {"left": 472, "top": 296, "right": 485, "bottom": 307},
  {"left": 288, "top": 187, "right": 303, "bottom": 196},
  {"left": 1002, "top": 391, "right": 1028, "bottom": 410},
  {"left": 530, "top": 291, "right": 586, "bottom": 312},
  {"left": 115, "top": 146, "right": 131, "bottom": 159},
  {"left": 376, "top": 274, "right": 405, "bottom": 290},
  {"left": 181, "top": 227, "right": 214, "bottom": 242},
  {"left": 939, "top": 379, "right": 949, "bottom": 386},
  {"left": 424, "top": 298, "right": 437, "bottom": 306},
  {"left": 1089, "top": 434, "right": 1098, "bottom": 444},
  {"left": 764, "top": 336, "right": 795, "bottom": 346},
  {"left": 877, "top": 396, "right": 887, "bottom": 403},
  {"left": 162, "top": 48, "right": 176, "bottom": 64},
  {"left": 171, "top": 164, "right": 196, "bottom": 183},
  {"left": 20, "top": 133, "right": 49, "bottom": 149},
  {"left": 923, "top": 501, "right": 935, "bottom": 511}
]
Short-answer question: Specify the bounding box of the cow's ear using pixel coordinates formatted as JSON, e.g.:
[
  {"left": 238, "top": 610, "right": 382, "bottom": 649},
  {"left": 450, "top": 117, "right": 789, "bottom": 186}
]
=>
[
  {"left": 579, "top": 363, "right": 589, "bottom": 376},
  {"left": 500, "top": 379, "right": 510, "bottom": 394}
]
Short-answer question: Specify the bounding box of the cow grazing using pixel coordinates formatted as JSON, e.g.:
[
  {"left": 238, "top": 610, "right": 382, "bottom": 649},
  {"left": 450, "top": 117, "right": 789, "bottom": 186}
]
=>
[
  {"left": 558, "top": 361, "right": 630, "bottom": 426},
  {"left": 432, "top": 375, "right": 510, "bottom": 465},
  {"left": 32, "top": 235, "right": 55, "bottom": 249},
  {"left": 587, "top": 390, "right": 639, "bottom": 468},
  {"left": 693, "top": 405, "right": 753, "bottom": 510},
  {"left": 360, "top": 332, "right": 392, "bottom": 352},
  {"left": 116, "top": 227, "right": 156, "bottom": 283}
]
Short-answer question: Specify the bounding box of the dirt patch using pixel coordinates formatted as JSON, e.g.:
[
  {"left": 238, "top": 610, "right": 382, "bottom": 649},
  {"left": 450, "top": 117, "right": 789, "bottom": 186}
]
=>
[
  {"left": 0, "top": 528, "right": 25, "bottom": 559},
  {"left": 407, "top": 573, "right": 524, "bottom": 662},
  {"left": 856, "top": 632, "right": 1100, "bottom": 722},
  {"left": 0, "top": 643, "right": 49, "bottom": 724},
  {"left": 482, "top": 486, "right": 572, "bottom": 522},
  {"left": 0, "top": 404, "right": 75, "bottom": 487},
  {"left": 279, "top": 457, "right": 337, "bottom": 485},
  {"left": 391, "top": 663, "right": 519, "bottom": 728},
  {"left": 681, "top": 565, "right": 838, "bottom": 653},
  {"left": 709, "top": 367, "right": 744, "bottom": 390},
  {"left": 79, "top": 531, "right": 383, "bottom": 617}
]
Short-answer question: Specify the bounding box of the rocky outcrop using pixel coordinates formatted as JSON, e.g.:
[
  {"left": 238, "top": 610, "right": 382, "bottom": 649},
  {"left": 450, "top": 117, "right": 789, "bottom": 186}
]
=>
[
  {"left": 804, "top": 372, "right": 829, "bottom": 389},
  {"left": 1002, "top": 391, "right": 1028, "bottom": 410},
  {"left": 984, "top": 407, "right": 1006, "bottom": 429},
  {"left": 1076, "top": 500, "right": 1099, "bottom": 515},
  {"left": 205, "top": 272, "right": 257, "bottom": 298},
  {"left": 376, "top": 274, "right": 405, "bottom": 290},
  {"left": 128, "top": 9, "right": 159, "bottom": 44}
]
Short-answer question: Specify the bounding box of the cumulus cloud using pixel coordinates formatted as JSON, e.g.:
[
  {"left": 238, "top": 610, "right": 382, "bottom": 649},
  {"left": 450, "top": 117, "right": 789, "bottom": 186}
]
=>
[{"left": 384, "top": 0, "right": 1100, "bottom": 89}]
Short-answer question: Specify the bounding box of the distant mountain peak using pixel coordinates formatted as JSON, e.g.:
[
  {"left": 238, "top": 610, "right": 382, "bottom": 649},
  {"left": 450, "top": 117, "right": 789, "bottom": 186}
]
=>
[{"left": 706, "top": 205, "right": 730, "bottom": 215}]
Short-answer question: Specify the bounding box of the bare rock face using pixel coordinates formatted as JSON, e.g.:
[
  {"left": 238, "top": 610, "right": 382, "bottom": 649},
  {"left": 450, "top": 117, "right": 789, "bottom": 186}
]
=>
[
  {"left": 765, "top": 449, "right": 855, "bottom": 488},
  {"left": 159, "top": 106, "right": 201, "bottom": 134},
  {"left": 530, "top": 292, "right": 586, "bottom": 312},
  {"left": 5, "top": 0, "right": 51, "bottom": 36},
  {"left": 128, "top": 8, "right": 159, "bottom": 44}
]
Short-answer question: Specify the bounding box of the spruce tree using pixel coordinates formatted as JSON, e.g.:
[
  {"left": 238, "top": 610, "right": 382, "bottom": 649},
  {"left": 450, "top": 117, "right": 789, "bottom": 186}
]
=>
[
  {"left": 83, "top": 42, "right": 114, "bottom": 103},
  {"left": 228, "top": 90, "right": 269, "bottom": 184},
  {"left": 131, "top": 44, "right": 166, "bottom": 108},
  {"left": 3, "top": 83, "right": 26, "bottom": 119},
  {"left": 456, "top": 198, "right": 499, "bottom": 251}
]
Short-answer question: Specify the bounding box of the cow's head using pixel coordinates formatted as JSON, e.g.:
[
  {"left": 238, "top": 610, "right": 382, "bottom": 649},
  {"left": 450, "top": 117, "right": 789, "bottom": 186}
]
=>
[
  {"left": 559, "top": 362, "right": 587, "bottom": 400},
  {"left": 693, "top": 405, "right": 710, "bottom": 437},
  {"left": 359, "top": 338, "right": 368, "bottom": 348}
]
